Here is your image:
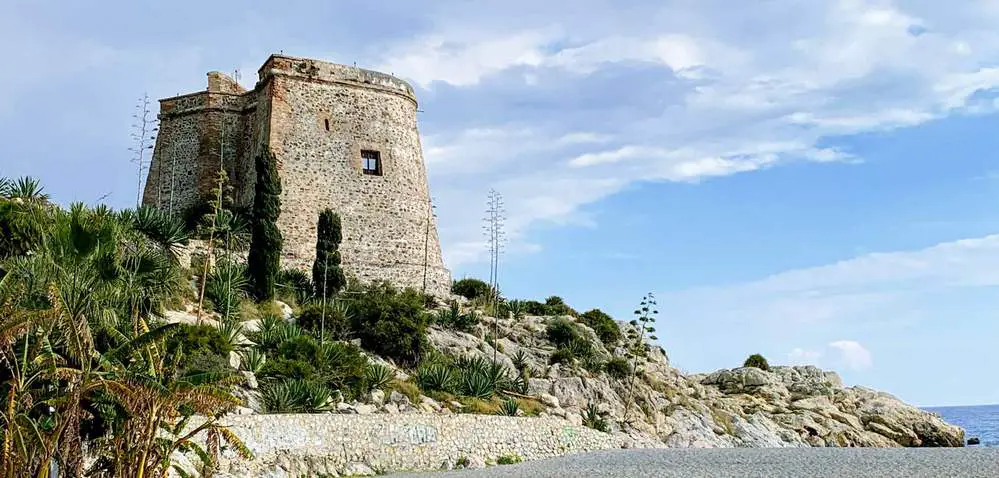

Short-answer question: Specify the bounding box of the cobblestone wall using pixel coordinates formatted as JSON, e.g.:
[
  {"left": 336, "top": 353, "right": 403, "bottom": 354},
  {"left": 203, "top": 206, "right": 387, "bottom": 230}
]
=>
[
  {"left": 142, "top": 55, "right": 451, "bottom": 297},
  {"left": 204, "top": 414, "right": 646, "bottom": 477}
]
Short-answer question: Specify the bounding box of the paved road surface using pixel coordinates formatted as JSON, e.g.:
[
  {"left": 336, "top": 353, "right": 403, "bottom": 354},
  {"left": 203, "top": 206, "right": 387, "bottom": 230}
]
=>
[{"left": 394, "top": 448, "right": 999, "bottom": 478}]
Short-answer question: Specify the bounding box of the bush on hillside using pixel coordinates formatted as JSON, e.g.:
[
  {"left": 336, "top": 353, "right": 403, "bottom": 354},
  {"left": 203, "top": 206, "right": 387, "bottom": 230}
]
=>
[
  {"left": 605, "top": 357, "right": 632, "bottom": 380},
  {"left": 164, "top": 324, "right": 234, "bottom": 377},
  {"left": 451, "top": 278, "right": 493, "bottom": 300},
  {"left": 276, "top": 268, "right": 314, "bottom": 306},
  {"left": 344, "top": 281, "right": 428, "bottom": 366},
  {"left": 295, "top": 302, "right": 351, "bottom": 340},
  {"left": 579, "top": 308, "right": 621, "bottom": 345},
  {"left": 743, "top": 353, "right": 770, "bottom": 371},
  {"left": 544, "top": 296, "right": 577, "bottom": 316},
  {"left": 546, "top": 318, "right": 584, "bottom": 348}
]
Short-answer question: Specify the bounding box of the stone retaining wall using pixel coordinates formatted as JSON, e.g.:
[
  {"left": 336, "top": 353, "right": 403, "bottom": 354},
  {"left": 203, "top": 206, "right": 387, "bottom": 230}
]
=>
[{"left": 205, "top": 413, "right": 655, "bottom": 477}]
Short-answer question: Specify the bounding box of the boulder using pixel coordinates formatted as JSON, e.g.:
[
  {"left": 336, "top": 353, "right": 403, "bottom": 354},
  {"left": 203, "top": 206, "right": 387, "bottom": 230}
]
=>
[{"left": 370, "top": 389, "right": 385, "bottom": 406}]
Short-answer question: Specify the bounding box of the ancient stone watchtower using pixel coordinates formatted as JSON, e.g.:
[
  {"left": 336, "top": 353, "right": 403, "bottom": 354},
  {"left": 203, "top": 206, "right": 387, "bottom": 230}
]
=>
[{"left": 142, "top": 54, "right": 451, "bottom": 297}]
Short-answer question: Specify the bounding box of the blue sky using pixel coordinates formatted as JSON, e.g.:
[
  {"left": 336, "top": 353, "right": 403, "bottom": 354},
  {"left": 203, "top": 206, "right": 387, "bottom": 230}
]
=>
[{"left": 4, "top": 0, "right": 999, "bottom": 407}]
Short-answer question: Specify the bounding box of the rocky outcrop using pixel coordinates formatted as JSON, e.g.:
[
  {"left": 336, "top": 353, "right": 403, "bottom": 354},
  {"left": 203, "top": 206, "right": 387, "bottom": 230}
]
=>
[{"left": 426, "top": 314, "right": 964, "bottom": 449}]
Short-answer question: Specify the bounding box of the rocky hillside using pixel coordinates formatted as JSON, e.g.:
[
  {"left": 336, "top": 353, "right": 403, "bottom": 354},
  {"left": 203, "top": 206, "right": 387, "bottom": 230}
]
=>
[
  {"left": 422, "top": 311, "right": 963, "bottom": 448},
  {"left": 172, "top": 300, "right": 963, "bottom": 451}
]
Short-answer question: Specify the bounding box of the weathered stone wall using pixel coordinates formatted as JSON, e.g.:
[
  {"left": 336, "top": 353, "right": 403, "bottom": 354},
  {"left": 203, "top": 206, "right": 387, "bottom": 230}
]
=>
[
  {"left": 142, "top": 55, "right": 451, "bottom": 297},
  {"left": 201, "top": 414, "right": 648, "bottom": 477},
  {"left": 263, "top": 56, "right": 450, "bottom": 296}
]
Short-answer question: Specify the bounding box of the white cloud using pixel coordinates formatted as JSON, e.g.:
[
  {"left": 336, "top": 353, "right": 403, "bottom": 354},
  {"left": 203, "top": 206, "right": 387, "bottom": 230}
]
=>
[
  {"left": 379, "top": 1, "right": 999, "bottom": 268},
  {"left": 829, "top": 340, "right": 874, "bottom": 371}
]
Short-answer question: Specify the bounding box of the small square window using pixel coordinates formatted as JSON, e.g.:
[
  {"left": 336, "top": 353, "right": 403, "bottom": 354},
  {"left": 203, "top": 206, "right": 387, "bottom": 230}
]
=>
[{"left": 361, "top": 150, "right": 381, "bottom": 176}]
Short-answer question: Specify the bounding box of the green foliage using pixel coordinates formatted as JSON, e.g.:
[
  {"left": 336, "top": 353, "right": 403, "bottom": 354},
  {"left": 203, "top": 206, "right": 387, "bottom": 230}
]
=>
[
  {"left": 549, "top": 348, "right": 575, "bottom": 365},
  {"left": 416, "top": 363, "right": 457, "bottom": 393},
  {"left": 505, "top": 299, "right": 526, "bottom": 320},
  {"left": 579, "top": 308, "right": 621, "bottom": 345},
  {"left": 624, "top": 292, "right": 659, "bottom": 420},
  {"left": 496, "top": 453, "right": 523, "bottom": 465},
  {"left": 743, "top": 353, "right": 770, "bottom": 371},
  {"left": 434, "top": 301, "right": 479, "bottom": 332},
  {"left": 261, "top": 379, "right": 333, "bottom": 413},
  {"left": 0, "top": 189, "right": 249, "bottom": 477},
  {"left": 277, "top": 268, "right": 314, "bottom": 306},
  {"left": 206, "top": 259, "right": 248, "bottom": 321},
  {"left": 583, "top": 402, "right": 609, "bottom": 433},
  {"left": 365, "top": 363, "right": 395, "bottom": 390},
  {"left": 546, "top": 318, "right": 584, "bottom": 348},
  {"left": 522, "top": 300, "right": 548, "bottom": 316},
  {"left": 498, "top": 398, "right": 520, "bottom": 416},
  {"left": 544, "top": 295, "right": 578, "bottom": 316},
  {"left": 451, "top": 277, "right": 493, "bottom": 300},
  {"left": 295, "top": 300, "right": 351, "bottom": 340},
  {"left": 240, "top": 349, "right": 266, "bottom": 373},
  {"left": 343, "top": 281, "right": 428, "bottom": 366},
  {"left": 605, "top": 357, "right": 631, "bottom": 380},
  {"left": 167, "top": 324, "right": 233, "bottom": 356},
  {"left": 312, "top": 209, "right": 347, "bottom": 298},
  {"left": 247, "top": 150, "right": 283, "bottom": 301}
]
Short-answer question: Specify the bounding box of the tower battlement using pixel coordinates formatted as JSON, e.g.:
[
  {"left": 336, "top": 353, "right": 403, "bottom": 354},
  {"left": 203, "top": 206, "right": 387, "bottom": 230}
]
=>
[{"left": 142, "top": 54, "right": 451, "bottom": 297}]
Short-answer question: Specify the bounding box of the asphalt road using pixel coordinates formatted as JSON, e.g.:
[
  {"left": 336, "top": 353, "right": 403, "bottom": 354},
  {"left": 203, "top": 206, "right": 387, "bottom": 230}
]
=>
[{"left": 394, "top": 448, "right": 999, "bottom": 478}]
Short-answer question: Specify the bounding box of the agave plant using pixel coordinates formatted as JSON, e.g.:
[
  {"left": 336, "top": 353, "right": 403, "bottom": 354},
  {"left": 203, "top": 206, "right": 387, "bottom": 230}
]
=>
[
  {"left": 365, "top": 363, "right": 395, "bottom": 391},
  {"left": 498, "top": 398, "right": 520, "bottom": 416},
  {"left": 261, "top": 379, "right": 333, "bottom": 413},
  {"left": 216, "top": 317, "right": 245, "bottom": 349},
  {"left": 458, "top": 370, "right": 494, "bottom": 399},
  {"left": 415, "top": 363, "right": 455, "bottom": 393},
  {"left": 583, "top": 402, "right": 609, "bottom": 433},
  {"left": 206, "top": 259, "right": 248, "bottom": 321},
  {"left": 240, "top": 349, "right": 266, "bottom": 373}
]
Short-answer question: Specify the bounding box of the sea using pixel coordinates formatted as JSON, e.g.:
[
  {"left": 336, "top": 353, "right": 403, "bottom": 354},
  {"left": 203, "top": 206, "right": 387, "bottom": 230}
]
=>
[{"left": 923, "top": 404, "right": 999, "bottom": 447}]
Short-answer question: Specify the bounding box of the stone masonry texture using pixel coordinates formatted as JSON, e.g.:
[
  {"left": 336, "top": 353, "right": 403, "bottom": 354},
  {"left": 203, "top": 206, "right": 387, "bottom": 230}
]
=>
[
  {"left": 200, "top": 413, "right": 650, "bottom": 477},
  {"left": 142, "top": 55, "right": 451, "bottom": 297}
]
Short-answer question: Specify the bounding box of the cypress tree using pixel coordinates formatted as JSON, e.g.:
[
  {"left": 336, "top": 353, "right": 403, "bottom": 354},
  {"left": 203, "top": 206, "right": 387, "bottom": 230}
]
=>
[
  {"left": 247, "top": 150, "right": 283, "bottom": 301},
  {"left": 313, "top": 208, "right": 346, "bottom": 298}
]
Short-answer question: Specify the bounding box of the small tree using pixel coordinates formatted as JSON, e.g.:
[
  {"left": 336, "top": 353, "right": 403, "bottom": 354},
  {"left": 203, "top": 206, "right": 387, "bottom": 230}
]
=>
[
  {"left": 744, "top": 353, "right": 770, "bottom": 371},
  {"left": 247, "top": 150, "right": 283, "bottom": 301},
  {"left": 623, "top": 292, "right": 659, "bottom": 421},
  {"left": 312, "top": 208, "right": 346, "bottom": 299}
]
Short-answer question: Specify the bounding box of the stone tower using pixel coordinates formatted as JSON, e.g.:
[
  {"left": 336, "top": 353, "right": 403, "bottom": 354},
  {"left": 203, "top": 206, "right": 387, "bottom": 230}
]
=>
[{"left": 142, "top": 54, "right": 451, "bottom": 297}]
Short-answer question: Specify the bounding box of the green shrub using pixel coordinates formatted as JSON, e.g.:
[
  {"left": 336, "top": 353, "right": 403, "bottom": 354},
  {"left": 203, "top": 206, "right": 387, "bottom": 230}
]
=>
[
  {"left": 295, "top": 302, "right": 351, "bottom": 340},
  {"left": 258, "top": 357, "right": 316, "bottom": 381},
  {"left": 434, "top": 302, "right": 479, "bottom": 332},
  {"left": 544, "top": 296, "right": 577, "bottom": 316},
  {"left": 166, "top": 324, "right": 233, "bottom": 356},
  {"left": 546, "top": 318, "right": 583, "bottom": 348},
  {"left": 548, "top": 347, "right": 575, "bottom": 365},
  {"left": 496, "top": 453, "right": 522, "bottom": 465},
  {"left": 344, "top": 282, "right": 428, "bottom": 366},
  {"left": 579, "top": 308, "right": 621, "bottom": 345},
  {"left": 743, "top": 353, "right": 770, "bottom": 371},
  {"left": 177, "top": 348, "right": 231, "bottom": 376},
  {"left": 605, "top": 357, "right": 631, "bottom": 380},
  {"left": 277, "top": 335, "right": 320, "bottom": 363},
  {"left": 522, "top": 300, "right": 548, "bottom": 316},
  {"left": 451, "top": 277, "right": 492, "bottom": 300}
]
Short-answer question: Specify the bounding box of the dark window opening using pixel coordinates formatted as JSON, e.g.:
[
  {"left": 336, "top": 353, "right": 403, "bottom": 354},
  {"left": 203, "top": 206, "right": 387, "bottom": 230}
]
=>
[
  {"left": 361, "top": 150, "right": 381, "bottom": 176},
  {"left": 324, "top": 118, "right": 330, "bottom": 131}
]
